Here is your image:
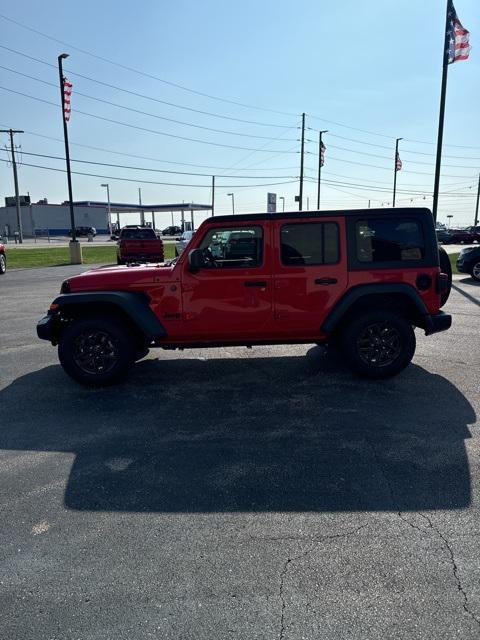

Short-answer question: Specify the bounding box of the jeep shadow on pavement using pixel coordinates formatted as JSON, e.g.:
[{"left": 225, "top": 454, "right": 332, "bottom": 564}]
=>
[
  {"left": 0, "top": 352, "right": 475, "bottom": 514},
  {"left": 37, "top": 207, "right": 452, "bottom": 386}
]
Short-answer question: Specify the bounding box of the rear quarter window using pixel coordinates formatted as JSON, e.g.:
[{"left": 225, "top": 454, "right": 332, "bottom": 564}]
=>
[
  {"left": 280, "top": 222, "right": 339, "bottom": 266},
  {"left": 120, "top": 228, "right": 157, "bottom": 240},
  {"left": 355, "top": 218, "right": 425, "bottom": 263}
]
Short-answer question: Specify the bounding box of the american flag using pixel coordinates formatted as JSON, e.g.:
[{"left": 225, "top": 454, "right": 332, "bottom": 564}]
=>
[
  {"left": 447, "top": 1, "right": 470, "bottom": 64},
  {"left": 320, "top": 141, "right": 326, "bottom": 167},
  {"left": 395, "top": 151, "right": 402, "bottom": 171},
  {"left": 63, "top": 77, "right": 72, "bottom": 122}
]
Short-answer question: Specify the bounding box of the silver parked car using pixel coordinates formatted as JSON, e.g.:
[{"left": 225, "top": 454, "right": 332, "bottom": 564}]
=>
[{"left": 175, "top": 230, "right": 195, "bottom": 257}]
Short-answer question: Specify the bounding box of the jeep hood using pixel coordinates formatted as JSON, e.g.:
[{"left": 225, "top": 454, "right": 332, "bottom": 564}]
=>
[{"left": 64, "top": 263, "right": 176, "bottom": 292}]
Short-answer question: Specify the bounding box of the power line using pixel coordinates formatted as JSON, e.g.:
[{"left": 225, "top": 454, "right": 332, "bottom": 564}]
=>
[
  {"left": 0, "top": 44, "right": 297, "bottom": 130},
  {"left": 0, "top": 157, "right": 298, "bottom": 188},
  {"left": 0, "top": 147, "right": 297, "bottom": 179},
  {"left": 0, "top": 13, "right": 298, "bottom": 117},
  {"left": 0, "top": 86, "right": 299, "bottom": 154},
  {"left": 0, "top": 64, "right": 300, "bottom": 141}
]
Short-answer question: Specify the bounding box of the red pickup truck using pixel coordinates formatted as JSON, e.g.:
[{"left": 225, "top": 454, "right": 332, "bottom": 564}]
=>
[{"left": 117, "top": 226, "right": 164, "bottom": 265}]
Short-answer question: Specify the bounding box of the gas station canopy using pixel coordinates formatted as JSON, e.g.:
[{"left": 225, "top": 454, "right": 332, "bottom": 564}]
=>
[{"left": 74, "top": 201, "right": 213, "bottom": 213}]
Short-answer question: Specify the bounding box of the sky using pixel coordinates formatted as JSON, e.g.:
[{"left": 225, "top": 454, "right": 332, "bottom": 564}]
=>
[{"left": 0, "top": 0, "right": 479, "bottom": 229}]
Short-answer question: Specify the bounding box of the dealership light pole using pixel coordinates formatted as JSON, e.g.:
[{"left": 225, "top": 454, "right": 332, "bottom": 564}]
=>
[
  {"left": 101, "top": 183, "right": 111, "bottom": 233},
  {"left": 279, "top": 196, "right": 285, "bottom": 212},
  {"left": 211, "top": 175, "right": 215, "bottom": 216},
  {"left": 227, "top": 192, "right": 235, "bottom": 214},
  {"left": 0, "top": 128, "right": 24, "bottom": 242}
]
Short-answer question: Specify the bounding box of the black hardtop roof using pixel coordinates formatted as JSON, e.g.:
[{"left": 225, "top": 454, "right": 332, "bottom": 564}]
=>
[{"left": 205, "top": 207, "right": 432, "bottom": 224}]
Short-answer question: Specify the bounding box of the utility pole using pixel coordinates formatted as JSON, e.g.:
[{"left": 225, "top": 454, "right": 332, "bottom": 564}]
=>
[
  {"left": 474, "top": 173, "right": 480, "bottom": 227},
  {"left": 138, "top": 187, "right": 145, "bottom": 225},
  {"left": 299, "top": 112, "right": 306, "bottom": 211},
  {"left": 1, "top": 129, "right": 24, "bottom": 242},
  {"left": 211, "top": 175, "right": 215, "bottom": 216},
  {"left": 317, "top": 130, "right": 328, "bottom": 210},
  {"left": 393, "top": 137, "right": 402, "bottom": 207}
]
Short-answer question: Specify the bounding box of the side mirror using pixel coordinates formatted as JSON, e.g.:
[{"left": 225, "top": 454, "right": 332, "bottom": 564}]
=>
[{"left": 188, "top": 248, "right": 206, "bottom": 270}]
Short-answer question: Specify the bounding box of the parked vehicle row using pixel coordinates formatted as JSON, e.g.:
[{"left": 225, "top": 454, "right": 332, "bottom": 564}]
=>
[
  {"left": 436, "top": 226, "right": 480, "bottom": 244},
  {"left": 37, "top": 207, "right": 452, "bottom": 386},
  {"left": 456, "top": 245, "right": 480, "bottom": 281}
]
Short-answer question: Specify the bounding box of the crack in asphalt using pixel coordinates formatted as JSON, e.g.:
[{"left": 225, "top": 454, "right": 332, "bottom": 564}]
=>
[
  {"left": 277, "top": 524, "right": 367, "bottom": 640},
  {"left": 364, "top": 433, "right": 480, "bottom": 629}
]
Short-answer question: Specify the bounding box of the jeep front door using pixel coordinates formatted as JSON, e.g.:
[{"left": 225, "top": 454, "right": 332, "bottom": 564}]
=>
[
  {"left": 180, "top": 223, "right": 273, "bottom": 340},
  {"left": 272, "top": 218, "right": 348, "bottom": 338}
]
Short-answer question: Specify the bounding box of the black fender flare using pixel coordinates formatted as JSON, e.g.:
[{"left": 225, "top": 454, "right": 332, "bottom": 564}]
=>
[
  {"left": 321, "top": 283, "right": 428, "bottom": 333},
  {"left": 50, "top": 291, "right": 167, "bottom": 340}
]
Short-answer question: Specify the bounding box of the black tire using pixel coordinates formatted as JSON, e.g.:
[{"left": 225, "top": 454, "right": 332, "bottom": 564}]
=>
[
  {"left": 58, "top": 315, "right": 135, "bottom": 386},
  {"left": 470, "top": 260, "right": 480, "bottom": 282},
  {"left": 340, "top": 310, "right": 416, "bottom": 379},
  {"left": 0, "top": 253, "right": 6, "bottom": 275},
  {"left": 135, "top": 345, "right": 150, "bottom": 361},
  {"left": 438, "top": 245, "right": 452, "bottom": 307}
]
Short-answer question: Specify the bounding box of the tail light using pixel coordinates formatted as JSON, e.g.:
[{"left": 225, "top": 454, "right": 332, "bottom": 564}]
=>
[{"left": 436, "top": 272, "right": 449, "bottom": 294}]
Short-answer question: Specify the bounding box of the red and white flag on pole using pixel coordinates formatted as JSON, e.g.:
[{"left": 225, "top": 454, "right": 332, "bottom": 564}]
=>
[
  {"left": 447, "top": 2, "right": 470, "bottom": 64},
  {"left": 395, "top": 151, "right": 402, "bottom": 171},
  {"left": 63, "top": 77, "right": 72, "bottom": 122},
  {"left": 320, "top": 141, "right": 326, "bottom": 167}
]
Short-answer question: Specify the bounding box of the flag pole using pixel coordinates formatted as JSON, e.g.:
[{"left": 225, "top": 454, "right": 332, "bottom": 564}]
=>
[
  {"left": 393, "top": 137, "right": 402, "bottom": 207},
  {"left": 316, "top": 130, "right": 327, "bottom": 210},
  {"left": 57, "top": 53, "right": 79, "bottom": 262},
  {"left": 432, "top": 0, "right": 452, "bottom": 223}
]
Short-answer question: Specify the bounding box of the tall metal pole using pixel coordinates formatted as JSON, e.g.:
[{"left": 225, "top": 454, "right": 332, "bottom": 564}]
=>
[
  {"left": 299, "top": 112, "right": 305, "bottom": 211},
  {"left": 432, "top": 0, "right": 452, "bottom": 222},
  {"left": 1, "top": 129, "right": 24, "bottom": 242},
  {"left": 227, "top": 193, "right": 235, "bottom": 214},
  {"left": 57, "top": 54, "right": 76, "bottom": 242},
  {"left": 393, "top": 137, "right": 402, "bottom": 207},
  {"left": 317, "top": 129, "right": 327, "bottom": 210},
  {"left": 101, "top": 183, "right": 111, "bottom": 233},
  {"left": 280, "top": 196, "right": 285, "bottom": 212},
  {"left": 211, "top": 175, "right": 215, "bottom": 216},
  {"left": 138, "top": 187, "right": 145, "bottom": 225},
  {"left": 368, "top": 200, "right": 371, "bottom": 209},
  {"left": 474, "top": 173, "right": 480, "bottom": 227}
]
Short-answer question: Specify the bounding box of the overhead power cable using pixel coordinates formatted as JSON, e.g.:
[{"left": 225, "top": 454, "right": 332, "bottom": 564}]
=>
[
  {"left": 0, "top": 86, "right": 298, "bottom": 153},
  {"left": 0, "top": 158, "right": 298, "bottom": 188},
  {"left": 0, "top": 64, "right": 299, "bottom": 141},
  {"left": 0, "top": 45, "right": 296, "bottom": 129},
  {"left": 0, "top": 147, "right": 297, "bottom": 179}
]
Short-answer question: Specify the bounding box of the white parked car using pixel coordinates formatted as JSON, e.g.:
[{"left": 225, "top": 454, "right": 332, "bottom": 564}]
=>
[{"left": 175, "top": 230, "right": 195, "bottom": 257}]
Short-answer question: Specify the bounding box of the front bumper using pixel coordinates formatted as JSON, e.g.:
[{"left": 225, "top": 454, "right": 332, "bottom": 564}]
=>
[
  {"left": 456, "top": 258, "right": 469, "bottom": 274},
  {"left": 37, "top": 314, "right": 55, "bottom": 342},
  {"left": 422, "top": 311, "right": 452, "bottom": 336}
]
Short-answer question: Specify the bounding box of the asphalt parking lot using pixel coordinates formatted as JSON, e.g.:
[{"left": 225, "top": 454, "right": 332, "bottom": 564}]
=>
[{"left": 1, "top": 266, "right": 479, "bottom": 639}]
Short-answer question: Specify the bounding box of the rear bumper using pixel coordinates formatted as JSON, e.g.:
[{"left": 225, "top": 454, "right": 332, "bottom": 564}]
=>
[
  {"left": 421, "top": 311, "right": 452, "bottom": 336},
  {"left": 37, "top": 314, "right": 55, "bottom": 342}
]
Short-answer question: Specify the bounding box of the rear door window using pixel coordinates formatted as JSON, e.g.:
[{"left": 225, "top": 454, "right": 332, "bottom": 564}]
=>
[{"left": 280, "top": 222, "right": 339, "bottom": 266}]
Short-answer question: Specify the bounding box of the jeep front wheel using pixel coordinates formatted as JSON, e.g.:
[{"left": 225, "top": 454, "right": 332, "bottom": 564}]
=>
[
  {"left": 340, "top": 310, "right": 416, "bottom": 379},
  {"left": 0, "top": 253, "right": 6, "bottom": 274},
  {"left": 58, "top": 315, "right": 135, "bottom": 386}
]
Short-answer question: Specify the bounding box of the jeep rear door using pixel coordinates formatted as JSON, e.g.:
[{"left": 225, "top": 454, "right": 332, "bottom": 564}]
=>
[
  {"left": 272, "top": 217, "right": 348, "bottom": 338},
  {"left": 179, "top": 221, "right": 273, "bottom": 340}
]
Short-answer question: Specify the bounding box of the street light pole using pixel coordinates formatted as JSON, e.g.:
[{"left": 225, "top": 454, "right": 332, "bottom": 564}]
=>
[
  {"left": 57, "top": 54, "right": 78, "bottom": 254},
  {"left": 0, "top": 128, "right": 24, "bottom": 242},
  {"left": 101, "top": 183, "right": 111, "bottom": 233},
  {"left": 227, "top": 193, "right": 235, "bottom": 214},
  {"left": 279, "top": 196, "right": 285, "bottom": 212},
  {"left": 211, "top": 175, "right": 215, "bottom": 216},
  {"left": 447, "top": 214, "right": 453, "bottom": 228},
  {"left": 138, "top": 187, "right": 145, "bottom": 226}
]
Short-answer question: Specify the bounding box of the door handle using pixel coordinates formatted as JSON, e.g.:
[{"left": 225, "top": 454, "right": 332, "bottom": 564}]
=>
[
  {"left": 314, "top": 277, "right": 338, "bottom": 285},
  {"left": 244, "top": 281, "right": 267, "bottom": 287}
]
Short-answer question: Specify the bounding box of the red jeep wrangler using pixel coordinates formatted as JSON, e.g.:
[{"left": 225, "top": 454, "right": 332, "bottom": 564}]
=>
[{"left": 37, "top": 208, "right": 451, "bottom": 386}]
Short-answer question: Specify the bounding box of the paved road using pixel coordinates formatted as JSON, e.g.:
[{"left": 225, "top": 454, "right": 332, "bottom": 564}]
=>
[{"left": 1, "top": 266, "right": 479, "bottom": 639}]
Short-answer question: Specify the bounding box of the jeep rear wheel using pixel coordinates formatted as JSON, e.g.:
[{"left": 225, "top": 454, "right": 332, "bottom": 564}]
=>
[
  {"left": 58, "top": 315, "right": 135, "bottom": 386},
  {"left": 340, "top": 310, "right": 416, "bottom": 379},
  {"left": 438, "top": 246, "right": 452, "bottom": 306}
]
